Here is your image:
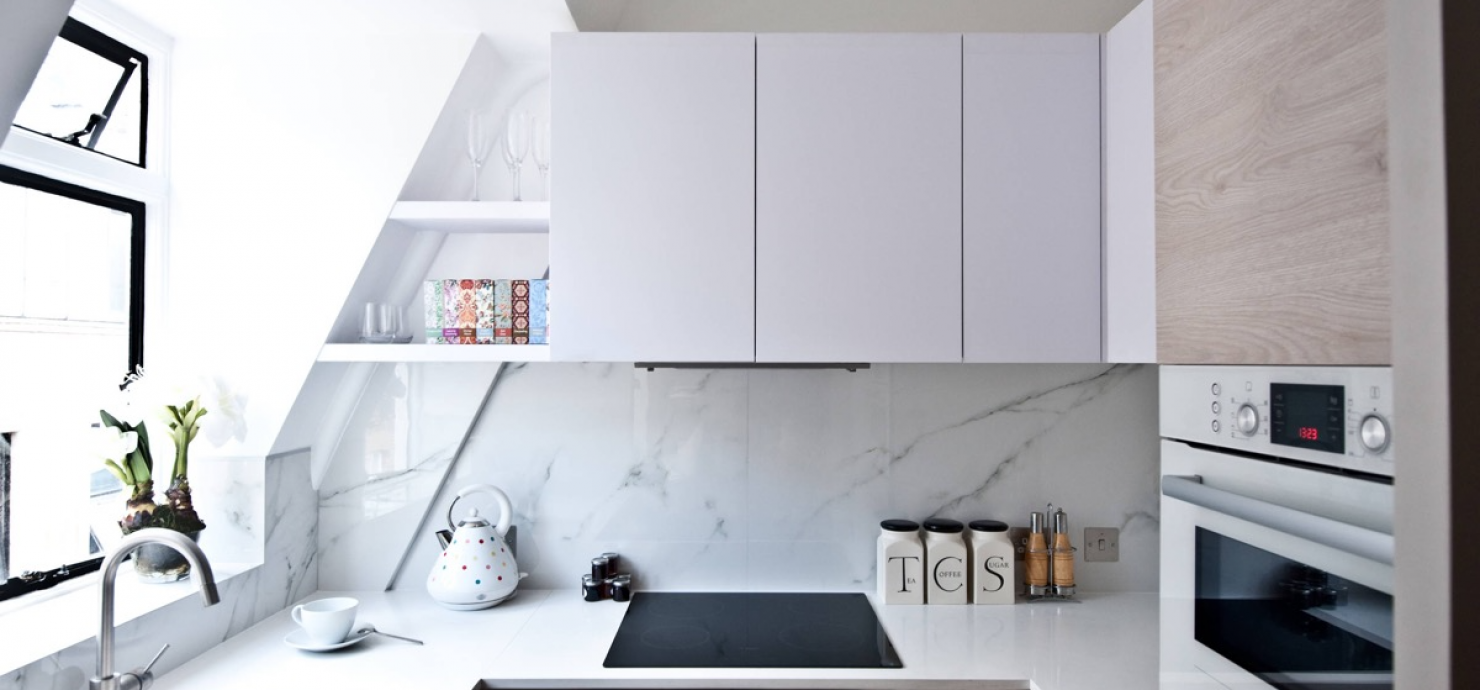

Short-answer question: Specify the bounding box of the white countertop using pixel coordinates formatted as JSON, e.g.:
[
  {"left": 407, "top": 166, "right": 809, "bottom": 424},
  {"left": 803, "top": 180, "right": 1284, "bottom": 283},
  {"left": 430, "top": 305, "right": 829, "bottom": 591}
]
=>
[{"left": 155, "top": 589, "right": 1157, "bottom": 690}]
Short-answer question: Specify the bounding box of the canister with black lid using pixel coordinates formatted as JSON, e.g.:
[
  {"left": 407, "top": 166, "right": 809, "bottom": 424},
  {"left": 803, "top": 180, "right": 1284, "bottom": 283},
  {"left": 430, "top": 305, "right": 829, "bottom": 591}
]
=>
[
  {"left": 877, "top": 519, "right": 924, "bottom": 605},
  {"left": 923, "top": 518, "right": 968, "bottom": 604}
]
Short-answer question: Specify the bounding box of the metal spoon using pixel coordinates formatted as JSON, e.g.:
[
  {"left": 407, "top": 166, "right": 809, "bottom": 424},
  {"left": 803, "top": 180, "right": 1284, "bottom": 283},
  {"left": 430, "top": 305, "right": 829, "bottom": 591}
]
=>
[{"left": 355, "top": 623, "right": 424, "bottom": 645}]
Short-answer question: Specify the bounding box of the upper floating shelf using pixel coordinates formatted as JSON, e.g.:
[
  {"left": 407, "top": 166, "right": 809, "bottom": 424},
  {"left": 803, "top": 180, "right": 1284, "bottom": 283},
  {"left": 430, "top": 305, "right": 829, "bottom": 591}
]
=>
[
  {"left": 388, "top": 201, "right": 550, "bottom": 234},
  {"left": 317, "top": 343, "right": 552, "bottom": 363}
]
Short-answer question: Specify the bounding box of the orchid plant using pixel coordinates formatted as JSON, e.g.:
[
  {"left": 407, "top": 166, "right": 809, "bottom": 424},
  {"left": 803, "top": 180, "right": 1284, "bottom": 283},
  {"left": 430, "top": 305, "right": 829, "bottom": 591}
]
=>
[{"left": 94, "top": 367, "right": 248, "bottom": 535}]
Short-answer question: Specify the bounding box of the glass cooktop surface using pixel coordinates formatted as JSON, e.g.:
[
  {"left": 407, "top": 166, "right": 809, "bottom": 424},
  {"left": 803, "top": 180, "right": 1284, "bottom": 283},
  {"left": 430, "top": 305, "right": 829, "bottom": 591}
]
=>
[{"left": 603, "top": 592, "right": 903, "bottom": 669}]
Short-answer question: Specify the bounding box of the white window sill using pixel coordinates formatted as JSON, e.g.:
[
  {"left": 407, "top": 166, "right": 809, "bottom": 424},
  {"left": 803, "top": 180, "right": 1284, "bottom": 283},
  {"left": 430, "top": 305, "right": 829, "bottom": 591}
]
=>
[{"left": 0, "top": 560, "right": 257, "bottom": 674}]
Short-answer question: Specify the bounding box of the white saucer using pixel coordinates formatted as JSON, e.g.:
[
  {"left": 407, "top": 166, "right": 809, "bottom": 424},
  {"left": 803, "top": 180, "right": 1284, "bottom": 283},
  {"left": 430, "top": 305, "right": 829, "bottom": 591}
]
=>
[{"left": 284, "top": 625, "right": 373, "bottom": 652}]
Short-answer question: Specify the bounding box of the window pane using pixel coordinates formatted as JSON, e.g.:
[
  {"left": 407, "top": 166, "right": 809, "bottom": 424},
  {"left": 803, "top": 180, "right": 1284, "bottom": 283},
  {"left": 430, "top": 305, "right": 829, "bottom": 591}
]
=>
[
  {"left": 11, "top": 20, "right": 145, "bottom": 166},
  {"left": 0, "top": 177, "right": 135, "bottom": 574}
]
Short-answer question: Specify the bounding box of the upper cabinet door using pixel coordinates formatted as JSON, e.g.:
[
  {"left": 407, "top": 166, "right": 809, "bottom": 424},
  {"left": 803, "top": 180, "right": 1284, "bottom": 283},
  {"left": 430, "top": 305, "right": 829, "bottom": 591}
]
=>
[
  {"left": 963, "top": 34, "right": 1102, "bottom": 363},
  {"left": 755, "top": 35, "right": 963, "bottom": 363},
  {"left": 551, "top": 34, "right": 756, "bottom": 362},
  {"left": 1155, "top": 0, "right": 1389, "bottom": 365}
]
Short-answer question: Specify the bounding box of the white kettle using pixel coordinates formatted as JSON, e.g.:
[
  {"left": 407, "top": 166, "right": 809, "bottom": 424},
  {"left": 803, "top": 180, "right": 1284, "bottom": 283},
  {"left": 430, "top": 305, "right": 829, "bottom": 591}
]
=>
[{"left": 426, "top": 484, "right": 525, "bottom": 610}]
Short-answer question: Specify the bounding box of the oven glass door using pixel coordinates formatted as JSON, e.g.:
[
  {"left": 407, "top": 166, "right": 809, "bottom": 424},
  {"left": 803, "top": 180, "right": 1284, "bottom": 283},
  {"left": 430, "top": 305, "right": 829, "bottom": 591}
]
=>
[{"left": 1195, "top": 527, "right": 1393, "bottom": 690}]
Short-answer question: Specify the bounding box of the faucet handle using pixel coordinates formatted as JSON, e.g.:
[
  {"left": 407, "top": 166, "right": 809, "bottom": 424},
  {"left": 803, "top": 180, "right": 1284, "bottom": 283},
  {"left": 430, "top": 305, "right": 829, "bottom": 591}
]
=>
[
  {"left": 113, "top": 644, "right": 169, "bottom": 690},
  {"left": 141, "top": 643, "right": 169, "bottom": 676}
]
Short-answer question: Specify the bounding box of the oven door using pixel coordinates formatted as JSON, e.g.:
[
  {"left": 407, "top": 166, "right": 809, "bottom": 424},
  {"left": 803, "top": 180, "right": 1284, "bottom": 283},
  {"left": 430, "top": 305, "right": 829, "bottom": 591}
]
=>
[{"left": 1160, "top": 440, "right": 1394, "bottom": 690}]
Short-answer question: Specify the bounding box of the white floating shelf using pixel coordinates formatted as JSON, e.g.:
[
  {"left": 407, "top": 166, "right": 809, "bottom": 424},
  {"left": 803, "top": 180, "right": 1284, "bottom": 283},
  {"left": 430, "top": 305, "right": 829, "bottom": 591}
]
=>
[
  {"left": 317, "top": 343, "right": 552, "bottom": 363},
  {"left": 388, "top": 201, "right": 550, "bottom": 234}
]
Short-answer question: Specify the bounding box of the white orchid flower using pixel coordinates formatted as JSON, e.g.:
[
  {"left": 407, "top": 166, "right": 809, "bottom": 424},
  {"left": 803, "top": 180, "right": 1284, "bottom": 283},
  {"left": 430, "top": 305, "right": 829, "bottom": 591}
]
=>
[
  {"left": 198, "top": 374, "right": 248, "bottom": 447},
  {"left": 92, "top": 425, "right": 139, "bottom": 462},
  {"left": 103, "top": 365, "right": 149, "bottom": 426}
]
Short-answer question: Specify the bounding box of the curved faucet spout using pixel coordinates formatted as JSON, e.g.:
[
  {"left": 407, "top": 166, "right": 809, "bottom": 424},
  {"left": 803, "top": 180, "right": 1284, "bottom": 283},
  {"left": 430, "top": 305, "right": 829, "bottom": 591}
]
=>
[{"left": 93, "top": 528, "right": 219, "bottom": 690}]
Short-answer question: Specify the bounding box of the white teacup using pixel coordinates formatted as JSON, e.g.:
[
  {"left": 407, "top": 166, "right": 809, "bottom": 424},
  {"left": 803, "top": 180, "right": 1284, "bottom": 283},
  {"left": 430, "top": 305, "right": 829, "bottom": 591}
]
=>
[{"left": 291, "top": 597, "right": 358, "bottom": 645}]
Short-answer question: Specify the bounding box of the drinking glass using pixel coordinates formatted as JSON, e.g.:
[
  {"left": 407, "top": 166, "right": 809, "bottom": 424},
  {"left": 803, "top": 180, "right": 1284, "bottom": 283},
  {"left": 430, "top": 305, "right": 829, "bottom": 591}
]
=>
[
  {"left": 501, "top": 110, "right": 531, "bottom": 201},
  {"left": 531, "top": 115, "right": 551, "bottom": 200},
  {"left": 377, "top": 304, "right": 402, "bottom": 342},
  {"left": 466, "top": 109, "right": 497, "bottom": 202}
]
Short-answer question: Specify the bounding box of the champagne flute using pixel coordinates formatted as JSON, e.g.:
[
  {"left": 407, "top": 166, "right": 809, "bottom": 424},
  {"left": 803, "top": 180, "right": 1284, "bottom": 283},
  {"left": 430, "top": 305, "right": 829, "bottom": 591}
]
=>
[
  {"left": 465, "top": 109, "right": 496, "bottom": 202},
  {"left": 531, "top": 115, "right": 551, "bottom": 201},
  {"left": 501, "top": 110, "right": 531, "bottom": 202}
]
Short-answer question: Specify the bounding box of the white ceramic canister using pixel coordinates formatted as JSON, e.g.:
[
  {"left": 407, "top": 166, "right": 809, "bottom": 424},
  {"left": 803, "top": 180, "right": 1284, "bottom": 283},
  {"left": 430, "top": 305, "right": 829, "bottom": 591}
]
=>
[
  {"left": 877, "top": 519, "right": 924, "bottom": 605},
  {"left": 968, "top": 519, "right": 1016, "bottom": 604},
  {"left": 923, "top": 518, "right": 968, "bottom": 604}
]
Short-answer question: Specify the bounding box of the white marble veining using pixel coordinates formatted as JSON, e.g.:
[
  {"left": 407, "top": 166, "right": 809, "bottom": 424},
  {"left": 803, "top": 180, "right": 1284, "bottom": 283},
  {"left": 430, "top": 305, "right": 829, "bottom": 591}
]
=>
[
  {"left": 191, "top": 456, "right": 267, "bottom": 566},
  {"left": 316, "top": 362, "right": 500, "bottom": 590},
  {"left": 317, "top": 363, "right": 1159, "bottom": 594},
  {"left": 0, "top": 451, "right": 318, "bottom": 687}
]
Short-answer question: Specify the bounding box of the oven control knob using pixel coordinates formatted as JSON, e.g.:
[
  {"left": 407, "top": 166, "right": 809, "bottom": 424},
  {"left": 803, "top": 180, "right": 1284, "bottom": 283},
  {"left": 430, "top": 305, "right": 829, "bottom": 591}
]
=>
[
  {"left": 1235, "top": 404, "right": 1260, "bottom": 435},
  {"left": 1360, "top": 414, "right": 1390, "bottom": 453}
]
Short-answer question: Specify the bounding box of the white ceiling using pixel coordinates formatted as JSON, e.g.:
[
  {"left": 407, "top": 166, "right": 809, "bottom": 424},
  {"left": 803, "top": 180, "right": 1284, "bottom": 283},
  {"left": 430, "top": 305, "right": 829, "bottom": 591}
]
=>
[
  {"left": 108, "top": 0, "right": 577, "bottom": 62},
  {"left": 565, "top": 0, "right": 1146, "bottom": 33}
]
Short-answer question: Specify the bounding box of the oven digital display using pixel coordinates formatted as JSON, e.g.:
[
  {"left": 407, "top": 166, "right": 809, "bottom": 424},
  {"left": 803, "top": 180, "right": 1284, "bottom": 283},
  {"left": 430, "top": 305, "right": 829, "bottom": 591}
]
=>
[{"left": 1271, "top": 383, "right": 1345, "bottom": 454}]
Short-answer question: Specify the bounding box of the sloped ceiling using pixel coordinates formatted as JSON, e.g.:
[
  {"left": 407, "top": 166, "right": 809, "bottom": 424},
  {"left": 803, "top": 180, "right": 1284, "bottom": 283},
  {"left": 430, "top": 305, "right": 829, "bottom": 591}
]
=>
[
  {"left": 0, "top": 0, "right": 74, "bottom": 147},
  {"left": 566, "top": 0, "right": 1144, "bottom": 33}
]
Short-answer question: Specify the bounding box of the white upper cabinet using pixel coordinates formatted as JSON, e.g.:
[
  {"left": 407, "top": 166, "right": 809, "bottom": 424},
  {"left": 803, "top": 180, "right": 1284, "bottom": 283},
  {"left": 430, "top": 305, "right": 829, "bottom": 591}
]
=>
[
  {"left": 963, "top": 34, "right": 1102, "bottom": 363},
  {"left": 551, "top": 33, "right": 756, "bottom": 362},
  {"left": 755, "top": 34, "right": 963, "bottom": 363}
]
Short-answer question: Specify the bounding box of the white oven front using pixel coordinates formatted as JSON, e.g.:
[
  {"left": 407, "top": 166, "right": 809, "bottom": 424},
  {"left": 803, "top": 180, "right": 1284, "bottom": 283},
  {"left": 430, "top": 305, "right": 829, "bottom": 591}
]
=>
[{"left": 1159, "top": 439, "right": 1394, "bottom": 690}]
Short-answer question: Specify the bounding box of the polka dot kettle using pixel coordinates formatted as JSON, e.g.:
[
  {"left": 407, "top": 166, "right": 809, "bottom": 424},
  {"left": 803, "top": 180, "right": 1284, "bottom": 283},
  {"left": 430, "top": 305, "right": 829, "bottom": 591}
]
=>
[{"left": 427, "top": 484, "right": 525, "bottom": 610}]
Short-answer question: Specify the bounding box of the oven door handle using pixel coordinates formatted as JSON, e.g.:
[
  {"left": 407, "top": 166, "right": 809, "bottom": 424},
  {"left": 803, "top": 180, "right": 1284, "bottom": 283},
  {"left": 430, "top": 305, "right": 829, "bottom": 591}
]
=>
[{"left": 1161, "top": 475, "right": 1394, "bottom": 565}]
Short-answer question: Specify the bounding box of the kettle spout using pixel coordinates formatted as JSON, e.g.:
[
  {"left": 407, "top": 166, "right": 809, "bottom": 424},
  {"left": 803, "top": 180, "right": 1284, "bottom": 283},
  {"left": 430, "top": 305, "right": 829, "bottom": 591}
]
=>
[{"left": 435, "top": 530, "right": 453, "bottom": 549}]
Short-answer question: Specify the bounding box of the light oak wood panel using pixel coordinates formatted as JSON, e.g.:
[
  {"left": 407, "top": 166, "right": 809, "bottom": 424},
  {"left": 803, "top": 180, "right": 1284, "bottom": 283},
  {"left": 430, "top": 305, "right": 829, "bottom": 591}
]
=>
[{"left": 1155, "top": 0, "right": 1390, "bottom": 365}]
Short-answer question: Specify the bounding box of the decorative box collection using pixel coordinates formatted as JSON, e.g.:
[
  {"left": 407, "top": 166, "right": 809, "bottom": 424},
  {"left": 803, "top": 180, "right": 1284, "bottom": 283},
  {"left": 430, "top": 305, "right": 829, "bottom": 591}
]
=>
[{"left": 424, "top": 279, "right": 549, "bottom": 344}]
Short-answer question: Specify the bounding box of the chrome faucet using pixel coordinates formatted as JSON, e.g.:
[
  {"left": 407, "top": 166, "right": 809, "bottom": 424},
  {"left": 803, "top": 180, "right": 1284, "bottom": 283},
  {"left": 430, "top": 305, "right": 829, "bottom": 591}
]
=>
[{"left": 91, "top": 528, "right": 220, "bottom": 690}]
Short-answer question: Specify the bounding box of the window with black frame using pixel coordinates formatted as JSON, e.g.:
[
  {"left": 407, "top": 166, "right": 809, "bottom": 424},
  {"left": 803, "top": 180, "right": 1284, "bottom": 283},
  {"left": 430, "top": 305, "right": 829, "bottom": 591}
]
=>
[
  {"left": 11, "top": 17, "right": 149, "bottom": 166},
  {"left": 0, "top": 165, "right": 145, "bottom": 601}
]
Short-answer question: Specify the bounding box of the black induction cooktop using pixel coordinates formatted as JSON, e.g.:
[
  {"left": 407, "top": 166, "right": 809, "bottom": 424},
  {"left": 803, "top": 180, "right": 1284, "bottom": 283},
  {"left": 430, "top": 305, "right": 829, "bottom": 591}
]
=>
[{"left": 602, "top": 592, "right": 903, "bottom": 669}]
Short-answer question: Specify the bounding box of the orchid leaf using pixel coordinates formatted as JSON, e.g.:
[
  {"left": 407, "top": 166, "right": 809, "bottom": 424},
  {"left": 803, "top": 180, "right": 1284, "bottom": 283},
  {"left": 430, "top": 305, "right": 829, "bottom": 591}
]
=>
[
  {"left": 100, "top": 409, "right": 123, "bottom": 429},
  {"left": 127, "top": 446, "right": 151, "bottom": 484},
  {"left": 103, "top": 459, "right": 131, "bottom": 486}
]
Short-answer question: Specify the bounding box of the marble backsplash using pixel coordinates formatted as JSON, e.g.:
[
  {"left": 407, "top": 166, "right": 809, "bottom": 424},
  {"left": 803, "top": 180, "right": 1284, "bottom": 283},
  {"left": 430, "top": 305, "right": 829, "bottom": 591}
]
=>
[{"left": 318, "top": 363, "right": 1160, "bottom": 593}]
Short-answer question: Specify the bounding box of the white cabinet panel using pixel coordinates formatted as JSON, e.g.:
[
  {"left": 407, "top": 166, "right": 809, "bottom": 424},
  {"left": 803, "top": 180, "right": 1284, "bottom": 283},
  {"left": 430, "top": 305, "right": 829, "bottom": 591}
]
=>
[
  {"left": 551, "top": 34, "right": 755, "bottom": 362},
  {"left": 963, "top": 34, "right": 1102, "bottom": 363},
  {"left": 756, "top": 34, "right": 963, "bottom": 363}
]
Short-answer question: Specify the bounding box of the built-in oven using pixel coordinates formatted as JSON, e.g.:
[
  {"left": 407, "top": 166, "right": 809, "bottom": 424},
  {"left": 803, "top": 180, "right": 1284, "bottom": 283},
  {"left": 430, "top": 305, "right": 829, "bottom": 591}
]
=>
[{"left": 1159, "top": 366, "right": 1395, "bottom": 690}]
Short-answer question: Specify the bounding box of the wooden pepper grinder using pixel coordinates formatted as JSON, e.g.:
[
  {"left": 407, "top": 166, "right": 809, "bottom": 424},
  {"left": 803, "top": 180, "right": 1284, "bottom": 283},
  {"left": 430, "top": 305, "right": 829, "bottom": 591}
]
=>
[
  {"left": 1051, "top": 508, "right": 1076, "bottom": 597},
  {"left": 1026, "top": 511, "right": 1050, "bottom": 597}
]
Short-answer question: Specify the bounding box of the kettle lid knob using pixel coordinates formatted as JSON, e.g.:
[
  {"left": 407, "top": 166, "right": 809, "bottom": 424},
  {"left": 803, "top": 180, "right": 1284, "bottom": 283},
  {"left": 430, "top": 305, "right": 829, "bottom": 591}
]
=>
[{"left": 458, "top": 507, "right": 490, "bottom": 528}]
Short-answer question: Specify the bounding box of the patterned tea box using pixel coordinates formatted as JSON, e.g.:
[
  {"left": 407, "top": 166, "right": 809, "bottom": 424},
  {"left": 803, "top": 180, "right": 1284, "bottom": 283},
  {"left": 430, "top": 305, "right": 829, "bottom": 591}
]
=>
[
  {"left": 493, "top": 279, "right": 513, "bottom": 344},
  {"left": 440, "top": 279, "right": 460, "bottom": 344},
  {"left": 454, "top": 279, "right": 479, "bottom": 344},
  {"left": 529, "top": 279, "right": 548, "bottom": 344},
  {"left": 511, "top": 280, "right": 530, "bottom": 344},
  {"left": 475, "top": 279, "right": 496, "bottom": 344},
  {"left": 424, "top": 280, "right": 446, "bottom": 343}
]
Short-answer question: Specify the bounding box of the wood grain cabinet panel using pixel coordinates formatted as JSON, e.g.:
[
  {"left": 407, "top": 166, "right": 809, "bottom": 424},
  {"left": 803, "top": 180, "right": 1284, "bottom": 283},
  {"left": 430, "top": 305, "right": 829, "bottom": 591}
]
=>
[{"left": 1155, "top": 0, "right": 1390, "bottom": 365}]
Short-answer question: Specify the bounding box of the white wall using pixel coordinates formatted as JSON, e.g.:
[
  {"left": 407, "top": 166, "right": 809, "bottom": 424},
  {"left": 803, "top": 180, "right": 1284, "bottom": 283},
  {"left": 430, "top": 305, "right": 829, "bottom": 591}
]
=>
[{"left": 159, "top": 30, "right": 476, "bottom": 459}]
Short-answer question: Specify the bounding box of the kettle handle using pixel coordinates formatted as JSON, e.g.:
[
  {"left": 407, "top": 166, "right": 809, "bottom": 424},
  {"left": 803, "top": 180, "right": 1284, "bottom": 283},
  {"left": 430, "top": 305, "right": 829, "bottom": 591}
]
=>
[{"left": 446, "top": 484, "right": 513, "bottom": 537}]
